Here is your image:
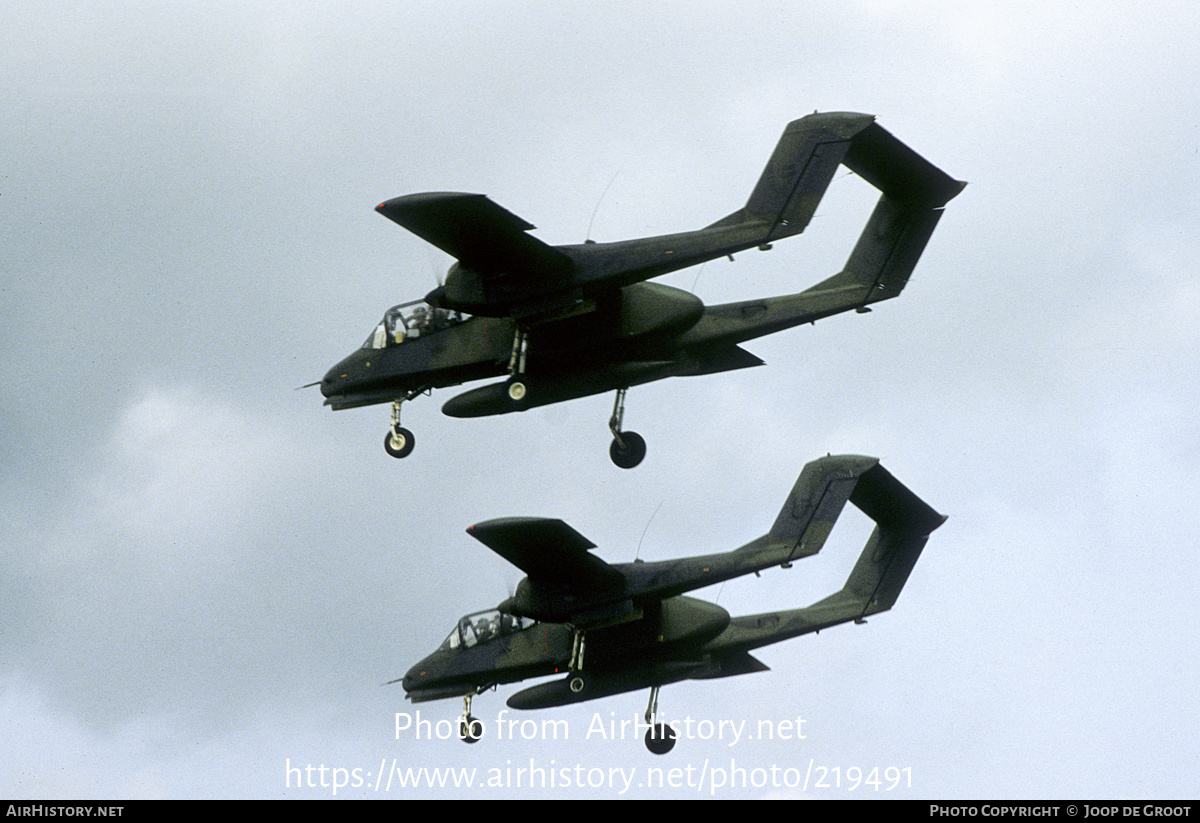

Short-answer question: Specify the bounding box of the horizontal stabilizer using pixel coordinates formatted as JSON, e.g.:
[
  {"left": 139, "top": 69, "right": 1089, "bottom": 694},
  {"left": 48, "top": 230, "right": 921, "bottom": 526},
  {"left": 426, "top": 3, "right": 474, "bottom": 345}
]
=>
[
  {"left": 843, "top": 122, "right": 966, "bottom": 208},
  {"left": 849, "top": 462, "right": 947, "bottom": 537}
]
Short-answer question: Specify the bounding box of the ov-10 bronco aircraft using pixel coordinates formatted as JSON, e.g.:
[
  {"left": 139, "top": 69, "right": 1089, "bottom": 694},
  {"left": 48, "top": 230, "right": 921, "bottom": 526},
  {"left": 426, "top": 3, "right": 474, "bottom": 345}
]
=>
[
  {"left": 319, "top": 112, "right": 964, "bottom": 467},
  {"left": 398, "top": 454, "right": 945, "bottom": 754}
]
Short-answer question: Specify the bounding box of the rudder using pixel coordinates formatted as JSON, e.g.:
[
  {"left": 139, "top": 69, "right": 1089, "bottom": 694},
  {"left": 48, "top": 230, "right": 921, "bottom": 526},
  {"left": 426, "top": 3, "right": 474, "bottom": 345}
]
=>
[
  {"left": 707, "top": 112, "right": 877, "bottom": 238},
  {"left": 764, "top": 454, "right": 881, "bottom": 562}
]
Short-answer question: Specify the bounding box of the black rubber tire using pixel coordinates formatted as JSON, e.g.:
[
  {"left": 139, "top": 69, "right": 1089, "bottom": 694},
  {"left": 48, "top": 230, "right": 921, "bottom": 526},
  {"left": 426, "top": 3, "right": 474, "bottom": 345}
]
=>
[
  {"left": 644, "top": 723, "right": 677, "bottom": 755},
  {"left": 609, "top": 431, "right": 646, "bottom": 469},
  {"left": 460, "top": 715, "right": 483, "bottom": 744}
]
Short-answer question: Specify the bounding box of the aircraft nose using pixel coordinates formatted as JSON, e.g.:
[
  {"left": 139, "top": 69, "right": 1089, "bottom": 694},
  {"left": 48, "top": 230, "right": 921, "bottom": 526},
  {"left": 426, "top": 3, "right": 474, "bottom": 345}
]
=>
[
  {"left": 401, "top": 664, "right": 426, "bottom": 692},
  {"left": 319, "top": 363, "right": 348, "bottom": 399},
  {"left": 402, "top": 651, "right": 447, "bottom": 692}
]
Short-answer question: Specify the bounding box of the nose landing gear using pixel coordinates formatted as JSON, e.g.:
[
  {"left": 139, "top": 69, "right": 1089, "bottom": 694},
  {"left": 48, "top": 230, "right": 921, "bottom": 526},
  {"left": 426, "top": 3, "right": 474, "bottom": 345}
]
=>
[
  {"left": 459, "top": 692, "right": 483, "bottom": 744},
  {"left": 382, "top": 389, "right": 428, "bottom": 459}
]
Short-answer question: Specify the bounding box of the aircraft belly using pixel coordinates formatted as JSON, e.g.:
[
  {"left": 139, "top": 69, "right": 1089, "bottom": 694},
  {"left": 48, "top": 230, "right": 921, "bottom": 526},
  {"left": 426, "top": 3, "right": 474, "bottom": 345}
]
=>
[
  {"left": 506, "top": 663, "right": 702, "bottom": 711},
  {"left": 441, "top": 361, "right": 682, "bottom": 418},
  {"left": 536, "top": 597, "right": 728, "bottom": 671}
]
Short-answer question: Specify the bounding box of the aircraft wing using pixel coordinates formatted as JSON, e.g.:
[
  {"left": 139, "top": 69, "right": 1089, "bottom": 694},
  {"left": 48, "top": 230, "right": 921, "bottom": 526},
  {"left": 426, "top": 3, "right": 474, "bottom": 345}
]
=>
[
  {"left": 375, "top": 192, "right": 574, "bottom": 285},
  {"left": 466, "top": 517, "right": 624, "bottom": 591}
]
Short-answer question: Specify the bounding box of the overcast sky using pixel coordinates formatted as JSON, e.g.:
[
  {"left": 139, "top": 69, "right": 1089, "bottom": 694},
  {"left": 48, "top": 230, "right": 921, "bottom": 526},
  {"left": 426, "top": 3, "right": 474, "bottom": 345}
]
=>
[{"left": 3, "top": 0, "right": 1198, "bottom": 799}]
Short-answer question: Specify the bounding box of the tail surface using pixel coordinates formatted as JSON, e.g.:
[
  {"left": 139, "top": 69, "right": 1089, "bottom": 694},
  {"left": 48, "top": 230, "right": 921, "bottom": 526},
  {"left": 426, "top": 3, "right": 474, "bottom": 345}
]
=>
[
  {"left": 832, "top": 461, "right": 947, "bottom": 616},
  {"left": 676, "top": 114, "right": 965, "bottom": 350},
  {"left": 760, "top": 453, "right": 882, "bottom": 562},
  {"left": 705, "top": 459, "right": 946, "bottom": 655},
  {"left": 800, "top": 118, "right": 967, "bottom": 307},
  {"left": 779, "top": 459, "right": 946, "bottom": 626},
  {"left": 708, "top": 112, "right": 877, "bottom": 238}
]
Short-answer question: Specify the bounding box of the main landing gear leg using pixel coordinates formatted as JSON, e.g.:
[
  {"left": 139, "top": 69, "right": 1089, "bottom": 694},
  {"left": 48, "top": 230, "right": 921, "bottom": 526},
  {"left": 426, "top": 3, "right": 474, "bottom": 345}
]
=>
[
  {"left": 384, "top": 398, "right": 415, "bottom": 459},
  {"left": 567, "top": 628, "right": 587, "bottom": 694},
  {"left": 459, "top": 692, "right": 483, "bottom": 744},
  {"left": 608, "top": 388, "right": 646, "bottom": 469},
  {"left": 643, "top": 685, "right": 676, "bottom": 755},
  {"left": 506, "top": 326, "right": 528, "bottom": 404}
]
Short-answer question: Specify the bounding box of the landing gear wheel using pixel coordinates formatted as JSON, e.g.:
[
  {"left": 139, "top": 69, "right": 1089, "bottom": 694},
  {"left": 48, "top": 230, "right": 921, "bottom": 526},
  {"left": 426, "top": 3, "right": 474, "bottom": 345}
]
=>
[
  {"left": 609, "top": 431, "right": 646, "bottom": 469},
  {"left": 569, "top": 675, "right": 586, "bottom": 694},
  {"left": 384, "top": 427, "right": 415, "bottom": 459},
  {"left": 507, "top": 380, "right": 527, "bottom": 403},
  {"left": 644, "top": 723, "right": 676, "bottom": 755},
  {"left": 459, "top": 714, "right": 483, "bottom": 744}
]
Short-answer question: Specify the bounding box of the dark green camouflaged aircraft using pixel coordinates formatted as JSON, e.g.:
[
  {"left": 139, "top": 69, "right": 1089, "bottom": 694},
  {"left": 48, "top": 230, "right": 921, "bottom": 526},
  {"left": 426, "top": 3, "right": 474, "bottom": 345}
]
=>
[
  {"left": 398, "top": 454, "right": 945, "bottom": 754},
  {"left": 319, "top": 112, "right": 964, "bottom": 467}
]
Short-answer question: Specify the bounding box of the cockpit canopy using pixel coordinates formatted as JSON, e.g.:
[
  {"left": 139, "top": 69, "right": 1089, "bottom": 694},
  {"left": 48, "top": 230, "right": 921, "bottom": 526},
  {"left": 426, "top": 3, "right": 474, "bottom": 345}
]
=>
[
  {"left": 440, "top": 609, "right": 536, "bottom": 652},
  {"left": 361, "top": 300, "right": 467, "bottom": 350}
]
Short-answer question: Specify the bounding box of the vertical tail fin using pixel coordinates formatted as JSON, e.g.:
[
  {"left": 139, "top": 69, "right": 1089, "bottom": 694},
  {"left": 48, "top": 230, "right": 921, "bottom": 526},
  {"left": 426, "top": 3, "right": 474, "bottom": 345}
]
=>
[
  {"left": 832, "top": 198, "right": 946, "bottom": 305},
  {"left": 810, "top": 121, "right": 967, "bottom": 305},
  {"left": 764, "top": 454, "right": 882, "bottom": 562},
  {"left": 708, "top": 112, "right": 965, "bottom": 307},
  {"left": 811, "top": 462, "right": 947, "bottom": 620},
  {"left": 706, "top": 458, "right": 946, "bottom": 655},
  {"left": 707, "top": 112, "right": 877, "bottom": 237}
]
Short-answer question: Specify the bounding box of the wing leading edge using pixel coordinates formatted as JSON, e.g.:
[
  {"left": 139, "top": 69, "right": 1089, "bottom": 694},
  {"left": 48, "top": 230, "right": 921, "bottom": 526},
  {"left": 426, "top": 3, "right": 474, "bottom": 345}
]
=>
[
  {"left": 466, "top": 517, "right": 622, "bottom": 592},
  {"left": 375, "top": 191, "right": 573, "bottom": 284}
]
